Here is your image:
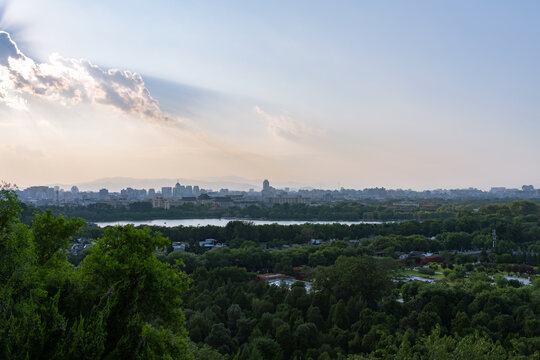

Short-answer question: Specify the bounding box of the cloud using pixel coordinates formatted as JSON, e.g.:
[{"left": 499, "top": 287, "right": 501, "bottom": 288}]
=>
[
  {"left": 254, "top": 105, "right": 319, "bottom": 142},
  {"left": 0, "top": 31, "right": 169, "bottom": 122},
  {"left": 5, "top": 144, "right": 44, "bottom": 157},
  {"left": 0, "top": 31, "right": 22, "bottom": 66}
]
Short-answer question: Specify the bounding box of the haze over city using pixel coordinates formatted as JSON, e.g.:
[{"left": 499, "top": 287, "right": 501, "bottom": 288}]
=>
[{"left": 1, "top": 1, "right": 540, "bottom": 190}]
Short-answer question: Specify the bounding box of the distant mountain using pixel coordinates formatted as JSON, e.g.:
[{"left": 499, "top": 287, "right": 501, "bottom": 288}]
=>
[
  {"left": 72, "top": 177, "right": 257, "bottom": 192},
  {"left": 48, "top": 176, "right": 339, "bottom": 192}
]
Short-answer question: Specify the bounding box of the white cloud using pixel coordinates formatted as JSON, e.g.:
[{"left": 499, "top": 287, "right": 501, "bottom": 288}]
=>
[
  {"left": 0, "top": 31, "right": 169, "bottom": 122},
  {"left": 5, "top": 144, "right": 44, "bottom": 158},
  {"left": 254, "top": 105, "right": 319, "bottom": 142}
]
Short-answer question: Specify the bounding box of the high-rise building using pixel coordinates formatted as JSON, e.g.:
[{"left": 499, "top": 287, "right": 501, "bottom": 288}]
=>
[
  {"left": 262, "top": 179, "right": 274, "bottom": 199},
  {"left": 99, "top": 188, "right": 109, "bottom": 200},
  {"left": 173, "top": 182, "right": 182, "bottom": 198},
  {"left": 148, "top": 188, "right": 156, "bottom": 198},
  {"left": 161, "top": 187, "right": 173, "bottom": 198},
  {"left": 71, "top": 186, "right": 80, "bottom": 200}
]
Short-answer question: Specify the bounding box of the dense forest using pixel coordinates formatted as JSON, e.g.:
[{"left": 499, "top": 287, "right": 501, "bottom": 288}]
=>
[
  {"left": 1, "top": 187, "right": 190, "bottom": 359},
  {"left": 2, "top": 185, "right": 540, "bottom": 359},
  {"left": 42, "top": 197, "right": 539, "bottom": 222},
  {"left": 73, "top": 199, "right": 540, "bottom": 261}
]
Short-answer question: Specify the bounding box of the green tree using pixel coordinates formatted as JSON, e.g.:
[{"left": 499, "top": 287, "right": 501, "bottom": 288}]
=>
[
  {"left": 294, "top": 322, "right": 319, "bottom": 350},
  {"left": 275, "top": 323, "right": 293, "bottom": 358},
  {"left": 248, "top": 337, "right": 283, "bottom": 360},
  {"left": 75, "top": 225, "right": 190, "bottom": 358},
  {"left": 328, "top": 300, "right": 349, "bottom": 329},
  {"left": 315, "top": 256, "right": 392, "bottom": 307},
  {"left": 205, "top": 323, "right": 233, "bottom": 354}
]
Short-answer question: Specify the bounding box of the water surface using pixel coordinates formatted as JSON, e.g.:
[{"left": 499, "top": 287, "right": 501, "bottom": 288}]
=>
[{"left": 94, "top": 218, "right": 384, "bottom": 228}]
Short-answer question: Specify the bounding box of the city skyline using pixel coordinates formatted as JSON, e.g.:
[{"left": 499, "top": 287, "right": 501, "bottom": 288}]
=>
[
  {"left": 5, "top": 174, "right": 540, "bottom": 193},
  {"left": 14, "top": 177, "right": 540, "bottom": 195},
  {"left": 2, "top": 1, "right": 540, "bottom": 189},
  {"left": 15, "top": 178, "right": 540, "bottom": 216}
]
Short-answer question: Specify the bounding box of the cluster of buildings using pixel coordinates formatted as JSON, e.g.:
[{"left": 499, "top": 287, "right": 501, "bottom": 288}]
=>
[
  {"left": 17, "top": 185, "right": 101, "bottom": 206},
  {"left": 333, "top": 185, "right": 540, "bottom": 200},
  {"left": 15, "top": 181, "right": 211, "bottom": 207},
  {"left": 68, "top": 238, "right": 94, "bottom": 255},
  {"left": 15, "top": 180, "right": 540, "bottom": 208}
]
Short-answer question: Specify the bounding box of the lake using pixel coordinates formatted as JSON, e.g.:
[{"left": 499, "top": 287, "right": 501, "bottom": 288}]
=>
[{"left": 93, "top": 218, "right": 385, "bottom": 228}]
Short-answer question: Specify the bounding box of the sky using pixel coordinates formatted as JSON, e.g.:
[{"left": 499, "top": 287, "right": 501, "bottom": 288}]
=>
[{"left": 1, "top": 0, "right": 539, "bottom": 190}]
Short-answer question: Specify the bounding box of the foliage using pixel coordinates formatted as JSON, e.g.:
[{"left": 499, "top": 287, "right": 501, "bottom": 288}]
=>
[
  {"left": 0, "top": 187, "right": 191, "bottom": 359},
  {"left": 5, "top": 186, "right": 540, "bottom": 359}
]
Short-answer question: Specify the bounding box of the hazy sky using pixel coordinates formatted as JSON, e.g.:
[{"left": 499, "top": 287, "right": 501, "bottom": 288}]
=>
[{"left": 1, "top": 0, "right": 539, "bottom": 190}]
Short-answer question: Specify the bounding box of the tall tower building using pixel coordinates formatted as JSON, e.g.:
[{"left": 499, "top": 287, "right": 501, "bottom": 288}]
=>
[
  {"left": 161, "top": 187, "right": 173, "bottom": 198},
  {"left": 71, "top": 186, "right": 80, "bottom": 200},
  {"left": 99, "top": 188, "right": 109, "bottom": 200},
  {"left": 173, "top": 181, "right": 182, "bottom": 198}
]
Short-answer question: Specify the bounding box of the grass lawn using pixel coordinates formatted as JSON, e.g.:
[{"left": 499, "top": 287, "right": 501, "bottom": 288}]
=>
[{"left": 395, "top": 269, "right": 445, "bottom": 281}]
